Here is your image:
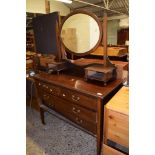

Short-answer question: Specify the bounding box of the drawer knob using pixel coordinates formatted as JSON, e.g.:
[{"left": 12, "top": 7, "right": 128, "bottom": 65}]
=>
[
  {"left": 72, "top": 95, "right": 80, "bottom": 102},
  {"left": 62, "top": 93, "right": 66, "bottom": 97},
  {"left": 39, "top": 83, "right": 41, "bottom": 86},
  {"left": 109, "top": 115, "right": 113, "bottom": 119},
  {"left": 50, "top": 89, "right": 53, "bottom": 92}
]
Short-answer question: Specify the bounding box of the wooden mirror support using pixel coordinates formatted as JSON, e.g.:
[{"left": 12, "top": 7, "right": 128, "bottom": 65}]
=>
[{"left": 85, "top": 12, "right": 117, "bottom": 85}]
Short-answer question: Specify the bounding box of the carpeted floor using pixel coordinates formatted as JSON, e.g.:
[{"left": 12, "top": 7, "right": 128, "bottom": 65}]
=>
[{"left": 26, "top": 106, "right": 96, "bottom": 155}]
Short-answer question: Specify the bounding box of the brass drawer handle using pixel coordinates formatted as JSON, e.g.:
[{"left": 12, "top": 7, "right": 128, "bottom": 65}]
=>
[
  {"left": 72, "top": 107, "right": 77, "bottom": 113},
  {"left": 72, "top": 95, "right": 80, "bottom": 102},
  {"left": 49, "top": 103, "right": 54, "bottom": 107},
  {"left": 43, "top": 85, "right": 48, "bottom": 89},
  {"left": 43, "top": 94, "right": 49, "bottom": 99},
  {"left": 75, "top": 117, "right": 83, "bottom": 124},
  {"left": 77, "top": 109, "right": 80, "bottom": 113},
  {"left": 72, "top": 107, "right": 80, "bottom": 114}
]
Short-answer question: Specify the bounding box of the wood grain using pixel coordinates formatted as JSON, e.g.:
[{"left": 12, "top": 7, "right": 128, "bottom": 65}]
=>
[{"left": 105, "top": 87, "right": 129, "bottom": 115}]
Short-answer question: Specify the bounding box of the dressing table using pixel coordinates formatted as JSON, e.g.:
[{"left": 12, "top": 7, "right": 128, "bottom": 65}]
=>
[
  {"left": 33, "top": 10, "right": 123, "bottom": 155},
  {"left": 34, "top": 72, "right": 122, "bottom": 155}
]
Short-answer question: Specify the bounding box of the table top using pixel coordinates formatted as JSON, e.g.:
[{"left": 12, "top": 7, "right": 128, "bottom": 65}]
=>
[
  {"left": 105, "top": 86, "right": 129, "bottom": 115},
  {"left": 71, "top": 59, "right": 128, "bottom": 70},
  {"left": 34, "top": 72, "right": 122, "bottom": 99},
  {"left": 91, "top": 46, "right": 128, "bottom": 57}
]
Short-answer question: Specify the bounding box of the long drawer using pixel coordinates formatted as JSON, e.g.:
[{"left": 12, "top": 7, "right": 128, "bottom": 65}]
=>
[
  {"left": 59, "top": 87, "right": 97, "bottom": 111},
  {"left": 43, "top": 93, "right": 97, "bottom": 134}
]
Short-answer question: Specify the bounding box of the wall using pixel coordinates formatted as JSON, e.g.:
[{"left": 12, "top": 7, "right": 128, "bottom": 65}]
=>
[
  {"left": 26, "top": 0, "right": 46, "bottom": 13},
  {"left": 26, "top": 0, "right": 70, "bottom": 15},
  {"left": 49, "top": 0, "right": 70, "bottom": 16},
  {"left": 107, "top": 19, "right": 120, "bottom": 45}
]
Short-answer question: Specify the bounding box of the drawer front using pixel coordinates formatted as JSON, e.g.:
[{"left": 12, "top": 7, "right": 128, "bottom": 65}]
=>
[
  {"left": 36, "top": 81, "right": 60, "bottom": 96},
  {"left": 107, "top": 110, "right": 129, "bottom": 147},
  {"left": 59, "top": 87, "right": 97, "bottom": 111},
  {"left": 53, "top": 95, "right": 97, "bottom": 134},
  {"left": 103, "top": 144, "right": 126, "bottom": 155},
  {"left": 38, "top": 90, "right": 55, "bottom": 109}
]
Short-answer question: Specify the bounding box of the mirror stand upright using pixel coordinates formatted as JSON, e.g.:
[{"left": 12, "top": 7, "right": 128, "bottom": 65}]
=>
[{"left": 85, "top": 12, "right": 117, "bottom": 85}]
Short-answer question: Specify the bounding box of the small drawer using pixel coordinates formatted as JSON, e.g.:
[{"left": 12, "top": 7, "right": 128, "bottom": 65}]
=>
[
  {"left": 59, "top": 87, "right": 97, "bottom": 111},
  {"left": 48, "top": 84, "right": 60, "bottom": 96},
  {"left": 102, "top": 144, "right": 126, "bottom": 155},
  {"left": 36, "top": 81, "right": 60, "bottom": 96},
  {"left": 106, "top": 110, "right": 129, "bottom": 148}
]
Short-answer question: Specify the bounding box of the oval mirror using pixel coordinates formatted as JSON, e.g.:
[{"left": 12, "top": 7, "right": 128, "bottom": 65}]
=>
[{"left": 60, "top": 10, "right": 102, "bottom": 56}]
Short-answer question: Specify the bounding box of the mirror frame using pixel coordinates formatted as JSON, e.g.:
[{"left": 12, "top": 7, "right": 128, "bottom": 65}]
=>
[{"left": 60, "top": 10, "right": 102, "bottom": 56}]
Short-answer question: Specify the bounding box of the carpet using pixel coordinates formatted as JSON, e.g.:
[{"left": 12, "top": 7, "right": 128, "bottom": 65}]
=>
[{"left": 26, "top": 106, "right": 96, "bottom": 155}]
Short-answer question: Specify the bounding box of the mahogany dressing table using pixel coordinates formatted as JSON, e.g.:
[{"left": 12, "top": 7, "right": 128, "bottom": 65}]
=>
[{"left": 34, "top": 71, "right": 122, "bottom": 155}]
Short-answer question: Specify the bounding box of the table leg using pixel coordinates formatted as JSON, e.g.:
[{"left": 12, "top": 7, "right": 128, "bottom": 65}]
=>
[{"left": 40, "top": 107, "right": 46, "bottom": 125}]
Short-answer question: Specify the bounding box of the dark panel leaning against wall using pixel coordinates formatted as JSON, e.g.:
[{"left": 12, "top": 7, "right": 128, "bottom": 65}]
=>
[{"left": 32, "top": 12, "right": 60, "bottom": 55}]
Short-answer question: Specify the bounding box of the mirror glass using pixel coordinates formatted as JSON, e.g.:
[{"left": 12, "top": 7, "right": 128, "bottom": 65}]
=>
[{"left": 61, "top": 13, "right": 101, "bottom": 55}]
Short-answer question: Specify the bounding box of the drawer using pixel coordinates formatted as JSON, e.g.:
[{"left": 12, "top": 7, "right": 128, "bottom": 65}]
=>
[
  {"left": 36, "top": 81, "right": 60, "bottom": 96},
  {"left": 106, "top": 110, "right": 129, "bottom": 148},
  {"left": 53, "top": 95, "right": 97, "bottom": 134},
  {"left": 39, "top": 91, "right": 55, "bottom": 109},
  {"left": 102, "top": 144, "right": 126, "bottom": 155},
  {"left": 59, "top": 87, "right": 97, "bottom": 111}
]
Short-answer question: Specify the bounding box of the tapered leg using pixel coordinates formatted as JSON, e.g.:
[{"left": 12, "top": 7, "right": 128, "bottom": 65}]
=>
[
  {"left": 40, "top": 107, "right": 45, "bottom": 125},
  {"left": 96, "top": 99, "right": 103, "bottom": 155}
]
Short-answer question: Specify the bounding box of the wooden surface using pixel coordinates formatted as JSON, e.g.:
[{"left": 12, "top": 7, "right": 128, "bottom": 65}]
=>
[
  {"left": 71, "top": 58, "right": 128, "bottom": 69},
  {"left": 103, "top": 144, "right": 126, "bottom": 155},
  {"left": 91, "top": 46, "right": 128, "bottom": 57},
  {"left": 34, "top": 72, "right": 122, "bottom": 155},
  {"left": 106, "top": 110, "right": 129, "bottom": 147},
  {"left": 34, "top": 72, "right": 122, "bottom": 99},
  {"left": 105, "top": 86, "right": 129, "bottom": 115}
]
